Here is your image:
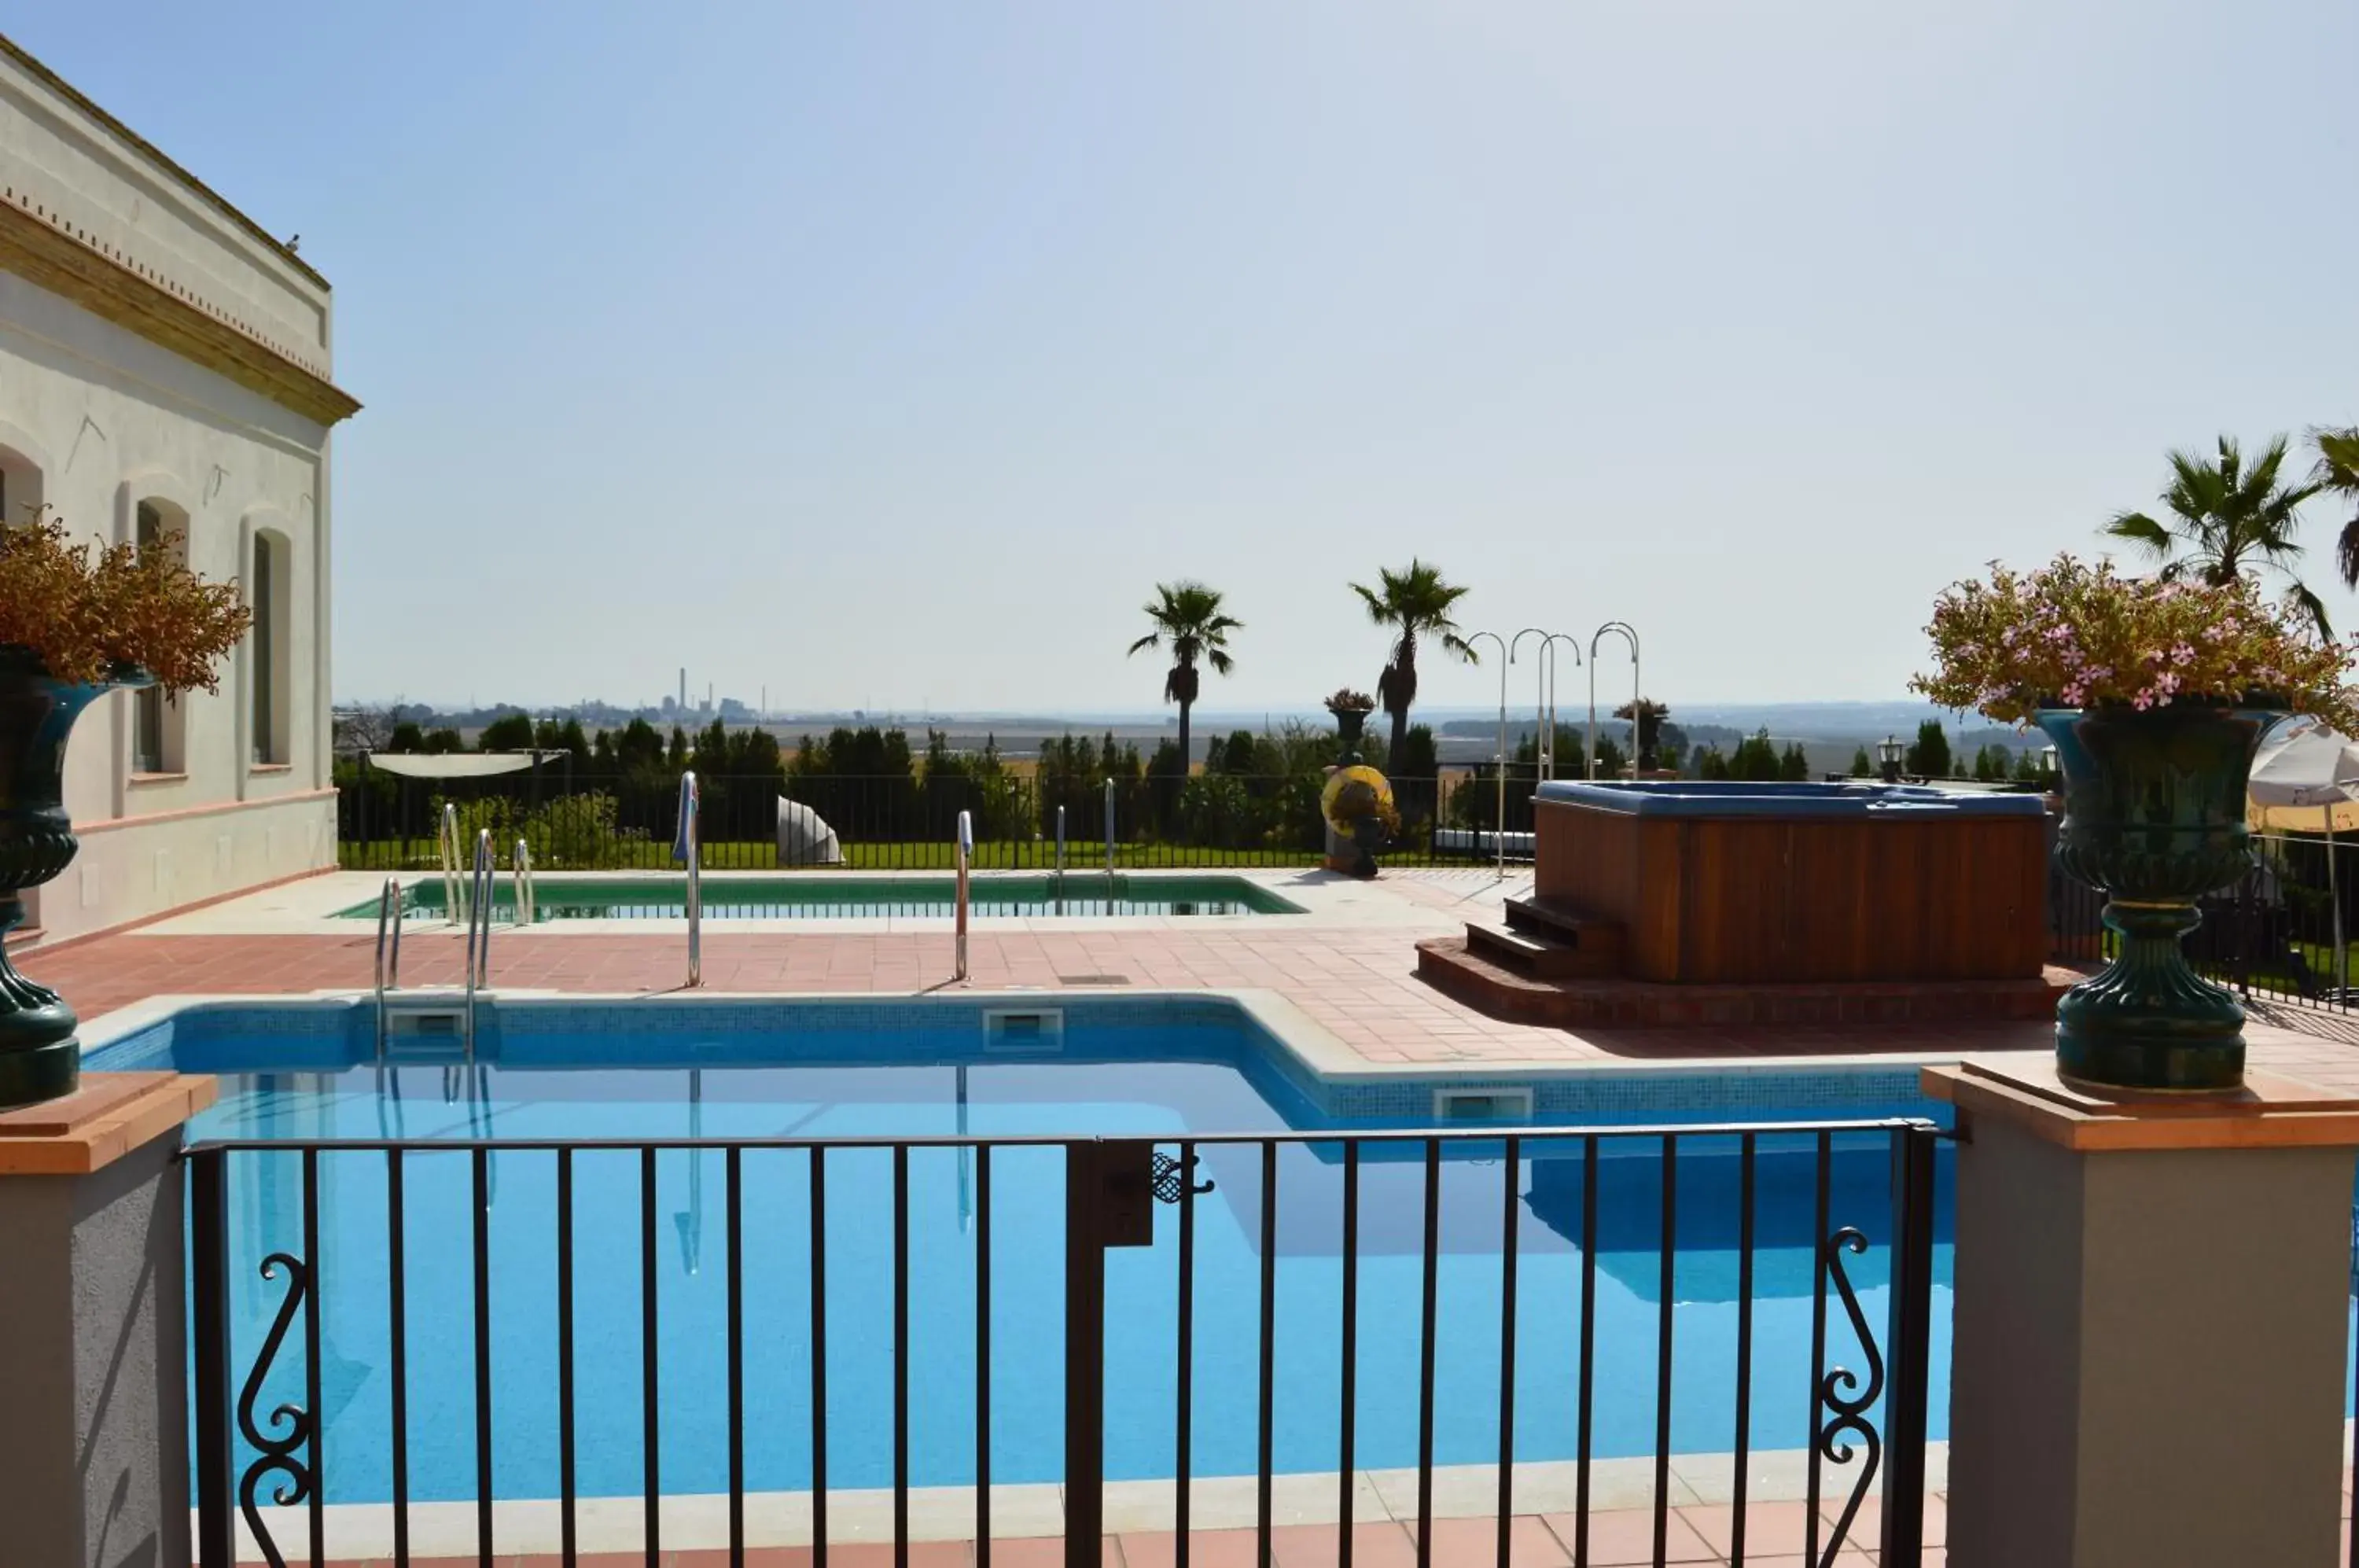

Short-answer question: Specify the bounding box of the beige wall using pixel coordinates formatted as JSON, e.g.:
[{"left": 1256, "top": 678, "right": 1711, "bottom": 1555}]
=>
[{"left": 0, "top": 42, "right": 341, "bottom": 941}]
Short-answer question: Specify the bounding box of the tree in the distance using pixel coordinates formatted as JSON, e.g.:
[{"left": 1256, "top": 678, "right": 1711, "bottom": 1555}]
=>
[
  {"left": 2313, "top": 426, "right": 2359, "bottom": 592},
  {"left": 1903, "top": 720, "right": 1952, "bottom": 779},
  {"left": 1127, "top": 581, "right": 1240, "bottom": 782},
  {"left": 1350, "top": 560, "right": 1477, "bottom": 768},
  {"left": 2103, "top": 434, "right": 2330, "bottom": 635}
]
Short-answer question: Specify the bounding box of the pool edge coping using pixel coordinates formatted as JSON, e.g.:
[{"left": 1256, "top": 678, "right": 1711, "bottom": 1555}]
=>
[{"left": 74, "top": 986, "right": 1993, "bottom": 1084}]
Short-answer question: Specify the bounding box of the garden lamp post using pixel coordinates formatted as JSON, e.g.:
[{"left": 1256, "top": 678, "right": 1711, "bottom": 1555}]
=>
[
  {"left": 1587, "top": 621, "right": 1639, "bottom": 780},
  {"left": 1878, "top": 735, "right": 1904, "bottom": 784},
  {"left": 1465, "top": 631, "right": 1509, "bottom": 877}
]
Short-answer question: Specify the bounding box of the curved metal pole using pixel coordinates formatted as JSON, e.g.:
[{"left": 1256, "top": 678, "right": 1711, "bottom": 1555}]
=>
[
  {"left": 1588, "top": 621, "right": 1640, "bottom": 779},
  {"left": 1465, "top": 631, "right": 1508, "bottom": 876},
  {"left": 1540, "top": 634, "right": 1581, "bottom": 782},
  {"left": 1511, "top": 628, "right": 1548, "bottom": 782}
]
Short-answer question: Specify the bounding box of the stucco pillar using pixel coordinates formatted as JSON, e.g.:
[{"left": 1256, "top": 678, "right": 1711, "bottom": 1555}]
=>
[
  {"left": 1928, "top": 1059, "right": 2359, "bottom": 1568},
  {"left": 0, "top": 1073, "right": 217, "bottom": 1568}
]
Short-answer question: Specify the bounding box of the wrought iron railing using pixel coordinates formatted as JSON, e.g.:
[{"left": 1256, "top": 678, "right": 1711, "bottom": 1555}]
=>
[{"left": 187, "top": 1121, "right": 1941, "bottom": 1568}]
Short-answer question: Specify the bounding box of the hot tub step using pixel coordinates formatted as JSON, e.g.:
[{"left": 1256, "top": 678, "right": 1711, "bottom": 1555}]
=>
[
  {"left": 1466, "top": 919, "right": 1618, "bottom": 978},
  {"left": 1502, "top": 896, "right": 1624, "bottom": 955}
]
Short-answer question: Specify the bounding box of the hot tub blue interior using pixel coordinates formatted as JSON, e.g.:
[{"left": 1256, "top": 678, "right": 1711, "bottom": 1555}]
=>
[
  {"left": 1535, "top": 779, "right": 2049, "bottom": 816},
  {"left": 94, "top": 999, "right": 1959, "bottom": 1507}
]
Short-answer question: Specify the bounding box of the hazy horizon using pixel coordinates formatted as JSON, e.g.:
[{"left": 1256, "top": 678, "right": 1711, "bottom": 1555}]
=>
[{"left": 22, "top": 2, "right": 2357, "bottom": 717}]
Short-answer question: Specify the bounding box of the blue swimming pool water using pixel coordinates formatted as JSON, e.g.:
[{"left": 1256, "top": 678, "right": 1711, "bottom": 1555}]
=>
[{"left": 93, "top": 999, "right": 1955, "bottom": 1508}]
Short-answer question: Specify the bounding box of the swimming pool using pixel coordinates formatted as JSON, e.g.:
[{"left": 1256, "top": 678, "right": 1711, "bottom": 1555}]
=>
[
  {"left": 95, "top": 996, "right": 1950, "bottom": 1522},
  {"left": 340, "top": 873, "right": 1305, "bottom": 922}
]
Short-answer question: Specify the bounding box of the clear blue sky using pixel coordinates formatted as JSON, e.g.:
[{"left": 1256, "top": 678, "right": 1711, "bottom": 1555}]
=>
[{"left": 17, "top": 2, "right": 2357, "bottom": 716}]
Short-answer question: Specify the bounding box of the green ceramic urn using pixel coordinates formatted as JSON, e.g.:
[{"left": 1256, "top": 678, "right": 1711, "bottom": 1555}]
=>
[
  {"left": 0, "top": 647, "right": 133, "bottom": 1108},
  {"left": 2038, "top": 705, "right": 2272, "bottom": 1092}
]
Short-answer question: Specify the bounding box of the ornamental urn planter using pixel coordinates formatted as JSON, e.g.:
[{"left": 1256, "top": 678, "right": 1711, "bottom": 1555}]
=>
[
  {"left": 0, "top": 648, "right": 138, "bottom": 1108},
  {"left": 2037, "top": 705, "right": 2271, "bottom": 1092}
]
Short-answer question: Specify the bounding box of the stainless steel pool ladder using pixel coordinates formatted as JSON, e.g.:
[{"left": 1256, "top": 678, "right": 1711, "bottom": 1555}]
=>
[
  {"left": 1103, "top": 777, "right": 1117, "bottom": 878},
  {"left": 1055, "top": 804, "right": 1066, "bottom": 874},
  {"left": 678, "top": 770, "right": 702, "bottom": 988},
  {"left": 438, "top": 803, "right": 464, "bottom": 925},
  {"left": 462, "top": 829, "right": 493, "bottom": 1057},
  {"left": 513, "top": 836, "right": 536, "bottom": 926},
  {"left": 954, "top": 808, "right": 973, "bottom": 982},
  {"left": 372, "top": 877, "right": 403, "bottom": 1055}
]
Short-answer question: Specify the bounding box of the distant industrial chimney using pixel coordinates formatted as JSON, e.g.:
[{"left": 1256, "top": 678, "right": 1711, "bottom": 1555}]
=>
[{"left": 679, "top": 668, "right": 686, "bottom": 711}]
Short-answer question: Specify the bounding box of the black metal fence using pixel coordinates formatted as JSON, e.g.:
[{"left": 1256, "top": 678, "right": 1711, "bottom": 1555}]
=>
[
  {"left": 337, "top": 769, "right": 1504, "bottom": 873},
  {"left": 189, "top": 1121, "right": 1940, "bottom": 1568},
  {"left": 2049, "top": 832, "right": 2359, "bottom": 1014}
]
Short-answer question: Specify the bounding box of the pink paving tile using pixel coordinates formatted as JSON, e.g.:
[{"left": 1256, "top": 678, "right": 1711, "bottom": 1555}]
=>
[
  {"left": 1540, "top": 1507, "right": 1716, "bottom": 1564},
  {"left": 1402, "top": 1514, "right": 1570, "bottom": 1565},
  {"left": 1678, "top": 1500, "right": 1820, "bottom": 1559}
]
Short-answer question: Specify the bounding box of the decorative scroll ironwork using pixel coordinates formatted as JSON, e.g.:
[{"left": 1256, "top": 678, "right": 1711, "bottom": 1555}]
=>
[
  {"left": 235, "top": 1252, "right": 313, "bottom": 1568},
  {"left": 1814, "top": 1227, "right": 1886, "bottom": 1566},
  {"left": 1150, "top": 1151, "right": 1213, "bottom": 1205}
]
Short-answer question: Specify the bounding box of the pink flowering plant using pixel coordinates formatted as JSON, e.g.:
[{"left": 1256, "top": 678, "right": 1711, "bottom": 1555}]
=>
[{"left": 1911, "top": 554, "right": 2359, "bottom": 734}]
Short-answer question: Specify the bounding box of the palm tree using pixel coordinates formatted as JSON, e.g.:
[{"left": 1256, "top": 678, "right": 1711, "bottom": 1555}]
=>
[
  {"left": 2311, "top": 426, "right": 2359, "bottom": 591},
  {"left": 1349, "top": 559, "right": 1477, "bottom": 766},
  {"left": 2102, "top": 434, "right": 2329, "bottom": 635},
  {"left": 1127, "top": 581, "right": 1239, "bottom": 776}
]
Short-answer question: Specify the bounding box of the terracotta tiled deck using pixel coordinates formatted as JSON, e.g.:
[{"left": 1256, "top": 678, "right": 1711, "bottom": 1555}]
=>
[
  {"left": 36, "top": 893, "right": 2359, "bottom": 1092},
  {"left": 247, "top": 1493, "right": 1943, "bottom": 1565}
]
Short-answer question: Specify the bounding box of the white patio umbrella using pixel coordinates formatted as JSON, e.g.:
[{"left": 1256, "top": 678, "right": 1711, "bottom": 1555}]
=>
[
  {"left": 776, "top": 797, "right": 843, "bottom": 866},
  {"left": 2247, "top": 718, "right": 2359, "bottom": 994}
]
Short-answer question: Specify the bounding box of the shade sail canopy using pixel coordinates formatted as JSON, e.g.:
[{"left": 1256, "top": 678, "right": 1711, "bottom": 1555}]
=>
[
  {"left": 2247, "top": 719, "right": 2359, "bottom": 834},
  {"left": 365, "top": 751, "right": 544, "bottom": 779}
]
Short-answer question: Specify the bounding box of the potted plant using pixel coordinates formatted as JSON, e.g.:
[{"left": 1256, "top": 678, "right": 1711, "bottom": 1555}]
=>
[
  {"left": 1914, "top": 554, "right": 2359, "bottom": 1091},
  {"left": 1323, "top": 687, "right": 1377, "bottom": 765},
  {"left": 0, "top": 511, "right": 250, "bottom": 1107}
]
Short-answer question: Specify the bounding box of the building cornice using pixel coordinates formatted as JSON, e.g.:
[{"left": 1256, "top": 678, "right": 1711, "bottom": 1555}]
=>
[
  {"left": 0, "top": 32, "right": 326, "bottom": 291},
  {"left": 0, "top": 189, "right": 359, "bottom": 426}
]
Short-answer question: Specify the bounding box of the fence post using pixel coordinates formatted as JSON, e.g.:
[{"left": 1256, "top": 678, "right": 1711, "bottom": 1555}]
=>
[
  {"left": 1063, "top": 1143, "right": 1109, "bottom": 1567},
  {"left": 191, "top": 1145, "right": 234, "bottom": 1567},
  {"left": 1878, "top": 1123, "right": 1938, "bottom": 1566}
]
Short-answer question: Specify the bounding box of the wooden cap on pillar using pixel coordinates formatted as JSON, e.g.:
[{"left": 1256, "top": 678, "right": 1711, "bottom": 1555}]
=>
[
  {"left": 0, "top": 1072, "right": 217, "bottom": 1174},
  {"left": 1923, "top": 1058, "right": 2359, "bottom": 1151}
]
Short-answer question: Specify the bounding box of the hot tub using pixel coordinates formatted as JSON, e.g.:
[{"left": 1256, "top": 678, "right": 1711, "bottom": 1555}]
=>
[{"left": 1531, "top": 780, "right": 2050, "bottom": 985}]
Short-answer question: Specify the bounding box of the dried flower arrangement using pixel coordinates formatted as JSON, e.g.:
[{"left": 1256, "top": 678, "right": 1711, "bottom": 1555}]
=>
[{"left": 0, "top": 511, "right": 251, "bottom": 694}]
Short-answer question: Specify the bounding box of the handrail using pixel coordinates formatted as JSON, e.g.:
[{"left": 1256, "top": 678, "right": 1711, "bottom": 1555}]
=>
[
  {"left": 676, "top": 771, "right": 702, "bottom": 988},
  {"left": 1103, "top": 777, "right": 1117, "bottom": 879},
  {"left": 954, "top": 808, "right": 973, "bottom": 982},
  {"left": 438, "top": 803, "right": 463, "bottom": 925},
  {"left": 1055, "top": 804, "right": 1066, "bottom": 874},
  {"left": 463, "top": 829, "right": 493, "bottom": 1058},
  {"left": 513, "top": 836, "right": 535, "bottom": 926},
  {"left": 373, "top": 877, "right": 403, "bottom": 1055}
]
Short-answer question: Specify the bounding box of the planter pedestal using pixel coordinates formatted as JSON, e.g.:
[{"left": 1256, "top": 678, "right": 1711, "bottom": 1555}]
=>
[
  {"left": 0, "top": 1073, "right": 216, "bottom": 1568},
  {"left": 1929, "top": 1059, "right": 2359, "bottom": 1568}
]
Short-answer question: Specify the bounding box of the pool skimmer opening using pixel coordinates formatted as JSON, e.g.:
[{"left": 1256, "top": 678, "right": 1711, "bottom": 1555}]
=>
[
  {"left": 983, "top": 1007, "right": 1065, "bottom": 1052},
  {"left": 1433, "top": 1086, "right": 1536, "bottom": 1122}
]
